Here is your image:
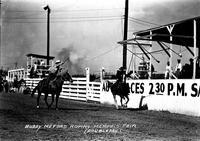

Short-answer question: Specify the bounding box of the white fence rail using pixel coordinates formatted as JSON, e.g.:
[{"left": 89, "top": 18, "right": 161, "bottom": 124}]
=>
[
  {"left": 25, "top": 76, "right": 102, "bottom": 103},
  {"left": 25, "top": 78, "right": 41, "bottom": 91},
  {"left": 87, "top": 82, "right": 102, "bottom": 102},
  {"left": 61, "top": 77, "right": 87, "bottom": 101}
]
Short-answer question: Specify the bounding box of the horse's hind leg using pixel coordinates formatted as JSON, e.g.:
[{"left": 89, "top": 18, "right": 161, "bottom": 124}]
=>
[
  {"left": 113, "top": 94, "right": 119, "bottom": 109},
  {"left": 44, "top": 93, "right": 49, "bottom": 109},
  {"left": 48, "top": 94, "right": 54, "bottom": 109},
  {"left": 31, "top": 86, "right": 37, "bottom": 97}
]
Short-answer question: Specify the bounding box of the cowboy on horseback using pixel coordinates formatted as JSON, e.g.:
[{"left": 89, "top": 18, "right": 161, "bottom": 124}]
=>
[
  {"left": 106, "top": 66, "right": 130, "bottom": 109},
  {"left": 48, "top": 60, "right": 64, "bottom": 81},
  {"left": 31, "top": 60, "right": 64, "bottom": 94},
  {"left": 116, "top": 66, "right": 125, "bottom": 89}
]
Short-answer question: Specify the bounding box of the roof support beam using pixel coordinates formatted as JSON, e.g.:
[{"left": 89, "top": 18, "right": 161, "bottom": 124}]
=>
[
  {"left": 127, "top": 48, "right": 144, "bottom": 60},
  {"left": 135, "top": 40, "right": 160, "bottom": 63},
  {"left": 157, "top": 41, "right": 171, "bottom": 57},
  {"left": 161, "top": 42, "right": 182, "bottom": 57},
  {"left": 139, "top": 33, "right": 193, "bottom": 39},
  {"left": 135, "top": 41, "right": 150, "bottom": 60},
  {"left": 118, "top": 41, "right": 151, "bottom": 46},
  {"left": 185, "top": 45, "right": 194, "bottom": 56}
]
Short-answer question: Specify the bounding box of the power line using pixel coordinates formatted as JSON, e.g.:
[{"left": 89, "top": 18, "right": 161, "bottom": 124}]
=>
[
  {"left": 4, "top": 17, "right": 123, "bottom": 23},
  {"left": 54, "top": 8, "right": 124, "bottom": 12},
  {"left": 129, "top": 17, "right": 160, "bottom": 26},
  {"left": 4, "top": 15, "right": 122, "bottom": 20},
  {"left": 85, "top": 45, "right": 120, "bottom": 62},
  {"left": 4, "top": 15, "right": 123, "bottom": 23},
  {"left": 128, "top": 18, "right": 151, "bottom": 27},
  {"left": 6, "top": 8, "right": 124, "bottom": 13}
]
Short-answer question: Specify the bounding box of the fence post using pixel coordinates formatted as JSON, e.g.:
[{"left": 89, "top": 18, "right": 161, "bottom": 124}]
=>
[
  {"left": 85, "top": 67, "right": 90, "bottom": 101},
  {"left": 99, "top": 67, "right": 104, "bottom": 104},
  {"left": 100, "top": 67, "right": 105, "bottom": 83}
]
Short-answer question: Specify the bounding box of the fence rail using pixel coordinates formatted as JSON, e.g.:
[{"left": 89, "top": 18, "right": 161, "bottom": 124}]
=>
[{"left": 25, "top": 76, "right": 102, "bottom": 103}]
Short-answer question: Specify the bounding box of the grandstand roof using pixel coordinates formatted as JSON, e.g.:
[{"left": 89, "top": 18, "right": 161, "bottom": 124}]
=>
[
  {"left": 133, "top": 16, "right": 200, "bottom": 47},
  {"left": 26, "top": 53, "right": 55, "bottom": 60},
  {"left": 130, "top": 16, "right": 200, "bottom": 47}
]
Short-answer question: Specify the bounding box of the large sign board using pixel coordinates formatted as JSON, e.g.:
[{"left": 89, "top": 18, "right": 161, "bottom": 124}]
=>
[
  {"left": 102, "top": 79, "right": 200, "bottom": 116},
  {"left": 102, "top": 79, "right": 200, "bottom": 97}
]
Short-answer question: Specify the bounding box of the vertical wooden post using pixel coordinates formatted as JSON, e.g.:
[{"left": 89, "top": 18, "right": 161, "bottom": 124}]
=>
[
  {"left": 149, "top": 31, "right": 152, "bottom": 79},
  {"left": 100, "top": 67, "right": 105, "bottom": 83},
  {"left": 123, "top": 0, "right": 129, "bottom": 82},
  {"left": 47, "top": 9, "right": 50, "bottom": 66},
  {"left": 193, "top": 19, "right": 197, "bottom": 79},
  {"left": 0, "top": 2, "right": 2, "bottom": 67},
  {"left": 44, "top": 5, "right": 51, "bottom": 66},
  {"left": 167, "top": 25, "right": 175, "bottom": 79},
  {"left": 85, "top": 67, "right": 90, "bottom": 101},
  {"left": 169, "top": 34, "right": 173, "bottom": 79}
]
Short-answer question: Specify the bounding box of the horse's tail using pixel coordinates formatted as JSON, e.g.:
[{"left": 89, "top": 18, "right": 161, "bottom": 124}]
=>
[
  {"left": 107, "top": 80, "right": 113, "bottom": 89},
  {"left": 107, "top": 80, "right": 117, "bottom": 94},
  {"left": 31, "top": 85, "right": 38, "bottom": 97}
]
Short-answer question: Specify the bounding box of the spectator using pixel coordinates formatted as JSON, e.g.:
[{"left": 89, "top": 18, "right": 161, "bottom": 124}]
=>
[
  {"left": 37, "top": 60, "right": 41, "bottom": 65},
  {"left": 126, "top": 70, "right": 134, "bottom": 79},
  {"left": 147, "top": 62, "right": 155, "bottom": 78},
  {"left": 188, "top": 58, "right": 193, "bottom": 78},
  {"left": 13, "top": 75, "right": 18, "bottom": 88},
  {"left": 33, "top": 62, "right": 37, "bottom": 72},
  {"left": 3, "top": 80, "right": 9, "bottom": 93},
  {"left": 165, "top": 61, "right": 171, "bottom": 79},
  {"left": 175, "top": 59, "right": 182, "bottom": 78},
  {"left": 40, "top": 60, "right": 45, "bottom": 67},
  {"left": 32, "top": 62, "right": 38, "bottom": 77}
]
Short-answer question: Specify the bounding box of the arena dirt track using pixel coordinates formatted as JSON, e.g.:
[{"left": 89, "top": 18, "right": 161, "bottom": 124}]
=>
[{"left": 0, "top": 92, "right": 200, "bottom": 141}]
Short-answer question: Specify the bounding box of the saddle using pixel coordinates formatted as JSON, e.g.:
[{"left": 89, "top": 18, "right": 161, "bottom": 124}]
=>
[
  {"left": 113, "top": 81, "right": 130, "bottom": 96},
  {"left": 42, "top": 72, "right": 59, "bottom": 90}
]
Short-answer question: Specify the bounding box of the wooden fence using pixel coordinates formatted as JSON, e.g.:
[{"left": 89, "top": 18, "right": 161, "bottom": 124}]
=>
[{"left": 25, "top": 68, "right": 102, "bottom": 103}]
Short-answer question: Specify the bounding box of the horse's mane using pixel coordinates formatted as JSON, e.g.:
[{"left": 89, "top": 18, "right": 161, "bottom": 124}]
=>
[{"left": 60, "top": 69, "right": 69, "bottom": 76}]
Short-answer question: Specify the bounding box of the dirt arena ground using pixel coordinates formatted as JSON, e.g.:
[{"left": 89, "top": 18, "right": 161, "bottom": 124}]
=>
[{"left": 0, "top": 92, "right": 200, "bottom": 141}]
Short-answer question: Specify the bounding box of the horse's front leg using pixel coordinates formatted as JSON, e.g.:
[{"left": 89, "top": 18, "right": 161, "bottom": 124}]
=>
[
  {"left": 48, "top": 94, "right": 54, "bottom": 109},
  {"left": 113, "top": 94, "right": 119, "bottom": 109},
  {"left": 37, "top": 91, "right": 41, "bottom": 109},
  {"left": 120, "top": 97, "right": 124, "bottom": 107},
  {"left": 124, "top": 95, "right": 129, "bottom": 107},
  {"left": 18, "top": 85, "right": 21, "bottom": 93},
  {"left": 139, "top": 95, "right": 146, "bottom": 109},
  {"left": 55, "top": 93, "right": 60, "bottom": 110}
]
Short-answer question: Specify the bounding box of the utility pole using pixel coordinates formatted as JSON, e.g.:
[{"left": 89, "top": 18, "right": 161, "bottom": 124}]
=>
[
  {"left": 43, "top": 5, "right": 51, "bottom": 66},
  {"left": 0, "top": 1, "right": 2, "bottom": 68},
  {"left": 123, "top": 0, "right": 129, "bottom": 82}
]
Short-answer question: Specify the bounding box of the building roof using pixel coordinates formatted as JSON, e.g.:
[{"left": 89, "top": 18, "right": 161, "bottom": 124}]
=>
[
  {"left": 131, "top": 16, "right": 200, "bottom": 47},
  {"left": 26, "top": 53, "right": 55, "bottom": 60}
]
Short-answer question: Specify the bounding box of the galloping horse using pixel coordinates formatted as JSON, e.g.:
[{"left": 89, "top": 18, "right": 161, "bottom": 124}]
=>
[
  {"left": 31, "top": 70, "right": 73, "bottom": 109},
  {"left": 107, "top": 81, "right": 130, "bottom": 109}
]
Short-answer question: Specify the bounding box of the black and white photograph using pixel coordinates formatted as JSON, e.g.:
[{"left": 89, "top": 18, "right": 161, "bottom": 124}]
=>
[{"left": 0, "top": 0, "right": 200, "bottom": 140}]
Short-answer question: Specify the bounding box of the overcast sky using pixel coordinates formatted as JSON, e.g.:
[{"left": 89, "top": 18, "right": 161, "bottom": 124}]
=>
[{"left": 1, "top": 0, "right": 200, "bottom": 74}]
